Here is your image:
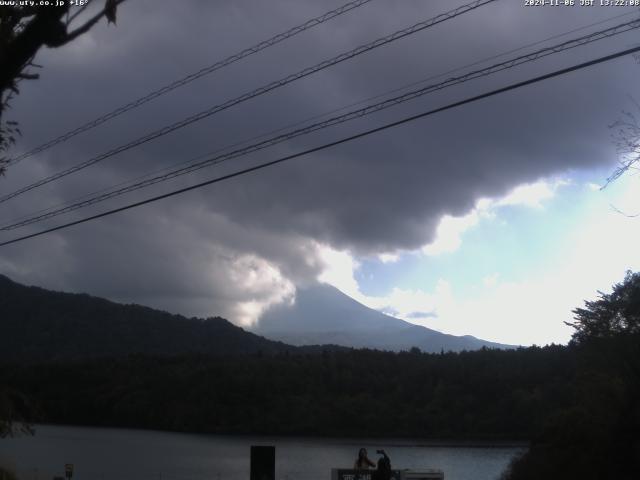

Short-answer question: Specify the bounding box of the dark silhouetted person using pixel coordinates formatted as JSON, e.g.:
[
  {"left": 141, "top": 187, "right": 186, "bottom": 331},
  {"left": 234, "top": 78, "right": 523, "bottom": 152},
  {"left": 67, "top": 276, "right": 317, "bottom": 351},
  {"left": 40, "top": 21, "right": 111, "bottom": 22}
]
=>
[{"left": 375, "top": 450, "right": 391, "bottom": 480}]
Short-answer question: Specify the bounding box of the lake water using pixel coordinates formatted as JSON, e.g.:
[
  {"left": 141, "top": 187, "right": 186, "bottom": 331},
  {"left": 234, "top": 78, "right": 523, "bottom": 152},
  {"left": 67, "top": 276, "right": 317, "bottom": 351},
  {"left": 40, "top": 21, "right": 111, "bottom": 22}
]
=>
[{"left": 0, "top": 425, "right": 526, "bottom": 480}]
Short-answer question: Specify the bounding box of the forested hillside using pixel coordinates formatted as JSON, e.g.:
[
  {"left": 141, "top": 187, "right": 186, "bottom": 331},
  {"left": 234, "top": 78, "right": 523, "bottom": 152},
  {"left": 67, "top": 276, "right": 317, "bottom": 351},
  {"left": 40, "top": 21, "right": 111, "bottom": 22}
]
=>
[
  {"left": 0, "top": 275, "right": 302, "bottom": 360},
  {"left": 2, "top": 345, "right": 569, "bottom": 439}
]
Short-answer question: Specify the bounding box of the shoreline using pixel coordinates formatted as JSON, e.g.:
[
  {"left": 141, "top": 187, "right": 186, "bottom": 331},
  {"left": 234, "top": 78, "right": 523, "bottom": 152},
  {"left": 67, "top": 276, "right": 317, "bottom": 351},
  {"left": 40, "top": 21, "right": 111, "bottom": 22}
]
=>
[{"left": 18, "top": 423, "right": 529, "bottom": 449}]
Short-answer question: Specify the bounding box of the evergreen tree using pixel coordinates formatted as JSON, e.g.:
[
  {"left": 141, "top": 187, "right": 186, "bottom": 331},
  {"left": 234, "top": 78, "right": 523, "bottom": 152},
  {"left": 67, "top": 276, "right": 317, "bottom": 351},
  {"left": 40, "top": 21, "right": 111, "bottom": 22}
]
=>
[{"left": 568, "top": 270, "right": 640, "bottom": 343}]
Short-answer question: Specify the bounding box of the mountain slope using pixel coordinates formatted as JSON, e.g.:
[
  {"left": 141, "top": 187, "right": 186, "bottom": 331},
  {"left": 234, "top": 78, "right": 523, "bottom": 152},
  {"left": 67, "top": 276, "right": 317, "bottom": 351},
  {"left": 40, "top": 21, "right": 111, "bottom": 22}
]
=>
[
  {"left": 0, "top": 274, "right": 299, "bottom": 362},
  {"left": 253, "top": 284, "right": 515, "bottom": 352}
]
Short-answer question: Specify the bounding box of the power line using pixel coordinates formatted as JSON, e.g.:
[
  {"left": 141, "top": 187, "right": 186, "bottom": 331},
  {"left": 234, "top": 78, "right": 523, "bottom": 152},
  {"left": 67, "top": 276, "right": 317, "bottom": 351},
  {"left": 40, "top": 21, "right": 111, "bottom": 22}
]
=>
[
  {"left": 3, "top": 16, "right": 639, "bottom": 231},
  {"left": 0, "top": 0, "right": 498, "bottom": 205},
  {"left": 5, "top": 0, "right": 375, "bottom": 166},
  {"left": 13, "top": 5, "right": 631, "bottom": 228},
  {"left": 4, "top": 16, "right": 638, "bottom": 230},
  {"left": 27, "top": 7, "right": 636, "bottom": 220},
  {"left": 1, "top": 43, "right": 639, "bottom": 248}
]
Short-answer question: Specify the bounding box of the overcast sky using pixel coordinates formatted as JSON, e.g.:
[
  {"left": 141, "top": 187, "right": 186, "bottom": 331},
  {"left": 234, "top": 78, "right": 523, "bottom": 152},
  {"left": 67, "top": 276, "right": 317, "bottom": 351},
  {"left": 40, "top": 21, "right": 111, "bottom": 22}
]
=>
[{"left": 1, "top": 0, "right": 639, "bottom": 345}]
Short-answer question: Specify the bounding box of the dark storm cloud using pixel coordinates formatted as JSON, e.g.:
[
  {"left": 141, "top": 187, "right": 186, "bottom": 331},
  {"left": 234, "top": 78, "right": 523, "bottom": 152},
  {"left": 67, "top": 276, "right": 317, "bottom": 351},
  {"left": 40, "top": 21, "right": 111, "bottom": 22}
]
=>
[{"left": 1, "top": 0, "right": 639, "bottom": 321}]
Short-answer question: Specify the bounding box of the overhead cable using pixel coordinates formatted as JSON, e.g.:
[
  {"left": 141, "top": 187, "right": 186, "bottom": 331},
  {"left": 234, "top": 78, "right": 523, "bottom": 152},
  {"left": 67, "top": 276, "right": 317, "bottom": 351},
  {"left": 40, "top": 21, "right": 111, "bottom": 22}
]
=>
[
  {"left": 3, "top": 16, "right": 639, "bottom": 231},
  {"left": 0, "top": 0, "right": 498, "bottom": 204},
  {"left": 2, "top": 42, "right": 639, "bottom": 247},
  {"left": 4, "top": 0, "right": 375, "bottom": 166}
]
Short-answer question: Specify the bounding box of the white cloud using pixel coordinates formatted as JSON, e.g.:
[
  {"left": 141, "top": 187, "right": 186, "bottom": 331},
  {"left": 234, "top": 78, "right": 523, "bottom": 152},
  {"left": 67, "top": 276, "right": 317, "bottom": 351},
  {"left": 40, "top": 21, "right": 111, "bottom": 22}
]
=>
[
  {"left": 432, "top": 278, "right": 576, "bottom": 345},
  {"left": 482, "top": 273, "right": 500, "bottom": 288},
  {"left": 364, "top": 283, "right": 447, "bottom": 319},
  {"left": 314, "top": 176, "right": 640, "bottom": 346},
  {"left": 495, "top": 180, "right": 560, "bottom": 208},
  {"left": 425, "top": 181, "right": 639, "bottom": 344},
  {"left": 317, "top": 245, "right": 361, "bottom": 298},
  {"left": 378, "top": 252, "right": 401, "bottom": 264},
  {"left": 228, "top": 254, "right": 295, "bottom": 327},
  {"left": 421, "top": 178, "right": 568, "bottom": 256},
  {"left": 434, "top": 178, "right": 640, "bottom": 344},
  {"left": 422, "top": 211, "right": 480, "bottom": 255}
]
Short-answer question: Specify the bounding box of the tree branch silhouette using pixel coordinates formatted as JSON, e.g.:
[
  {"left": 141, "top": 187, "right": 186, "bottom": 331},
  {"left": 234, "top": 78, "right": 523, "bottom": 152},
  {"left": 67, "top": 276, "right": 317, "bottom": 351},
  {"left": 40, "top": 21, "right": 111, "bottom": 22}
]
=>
[{"left": 0, "top": 0, "right": 126, "bottom": 176}]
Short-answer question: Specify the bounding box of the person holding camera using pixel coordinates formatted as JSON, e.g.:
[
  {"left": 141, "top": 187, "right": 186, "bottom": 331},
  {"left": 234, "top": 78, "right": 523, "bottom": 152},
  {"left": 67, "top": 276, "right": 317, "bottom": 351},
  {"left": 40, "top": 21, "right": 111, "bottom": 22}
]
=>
[{"left": 375, "top": 449, "right": 391, "bottom": 480}]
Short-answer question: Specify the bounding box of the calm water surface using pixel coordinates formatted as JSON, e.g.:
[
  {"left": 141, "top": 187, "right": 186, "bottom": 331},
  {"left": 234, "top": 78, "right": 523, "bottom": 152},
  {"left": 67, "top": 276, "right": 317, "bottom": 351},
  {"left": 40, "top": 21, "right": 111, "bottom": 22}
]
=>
[{"left": 0, "top": 425, "right": 526, "bottom": 480}]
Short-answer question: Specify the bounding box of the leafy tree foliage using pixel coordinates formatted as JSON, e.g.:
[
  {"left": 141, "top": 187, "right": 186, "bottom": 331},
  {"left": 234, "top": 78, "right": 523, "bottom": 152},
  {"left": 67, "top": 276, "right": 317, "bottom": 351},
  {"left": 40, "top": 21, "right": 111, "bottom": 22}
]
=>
[
  {"left": 503, "top": 272, "right": 640, "bottom": 480},
  {"left": 568, "top": 270, "right": 640, "bottom": 342},
  {"left": 2, "top": 345, "right": 572, "bottom": 439},
  {"left": 0, "top": 386, "right": 34, "bottom": 438},
  {"left": 605, "top": 100, "right": 640, "bottom": 187}
]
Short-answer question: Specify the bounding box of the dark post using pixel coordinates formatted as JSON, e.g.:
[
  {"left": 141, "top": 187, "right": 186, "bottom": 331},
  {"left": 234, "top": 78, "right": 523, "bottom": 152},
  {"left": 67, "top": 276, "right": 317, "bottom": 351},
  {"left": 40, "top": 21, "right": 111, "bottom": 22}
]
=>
[{"left": 250, "top": 446, "right": 275, "bottom": 480}]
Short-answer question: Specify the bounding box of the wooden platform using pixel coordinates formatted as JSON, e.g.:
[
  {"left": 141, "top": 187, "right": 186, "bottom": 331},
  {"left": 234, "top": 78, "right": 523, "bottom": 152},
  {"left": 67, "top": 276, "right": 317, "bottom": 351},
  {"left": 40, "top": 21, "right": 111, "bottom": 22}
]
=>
[{"left": 332, "top": 468, "right": 444, "bottom": 480}]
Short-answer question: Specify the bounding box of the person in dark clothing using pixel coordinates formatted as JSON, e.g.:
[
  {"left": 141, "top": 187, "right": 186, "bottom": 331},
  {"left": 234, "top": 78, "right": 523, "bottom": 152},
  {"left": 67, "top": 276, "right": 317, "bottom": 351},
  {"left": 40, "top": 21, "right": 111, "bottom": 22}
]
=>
[{"left": 375, "top": 450, "right": 392, "bottom": 480}]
